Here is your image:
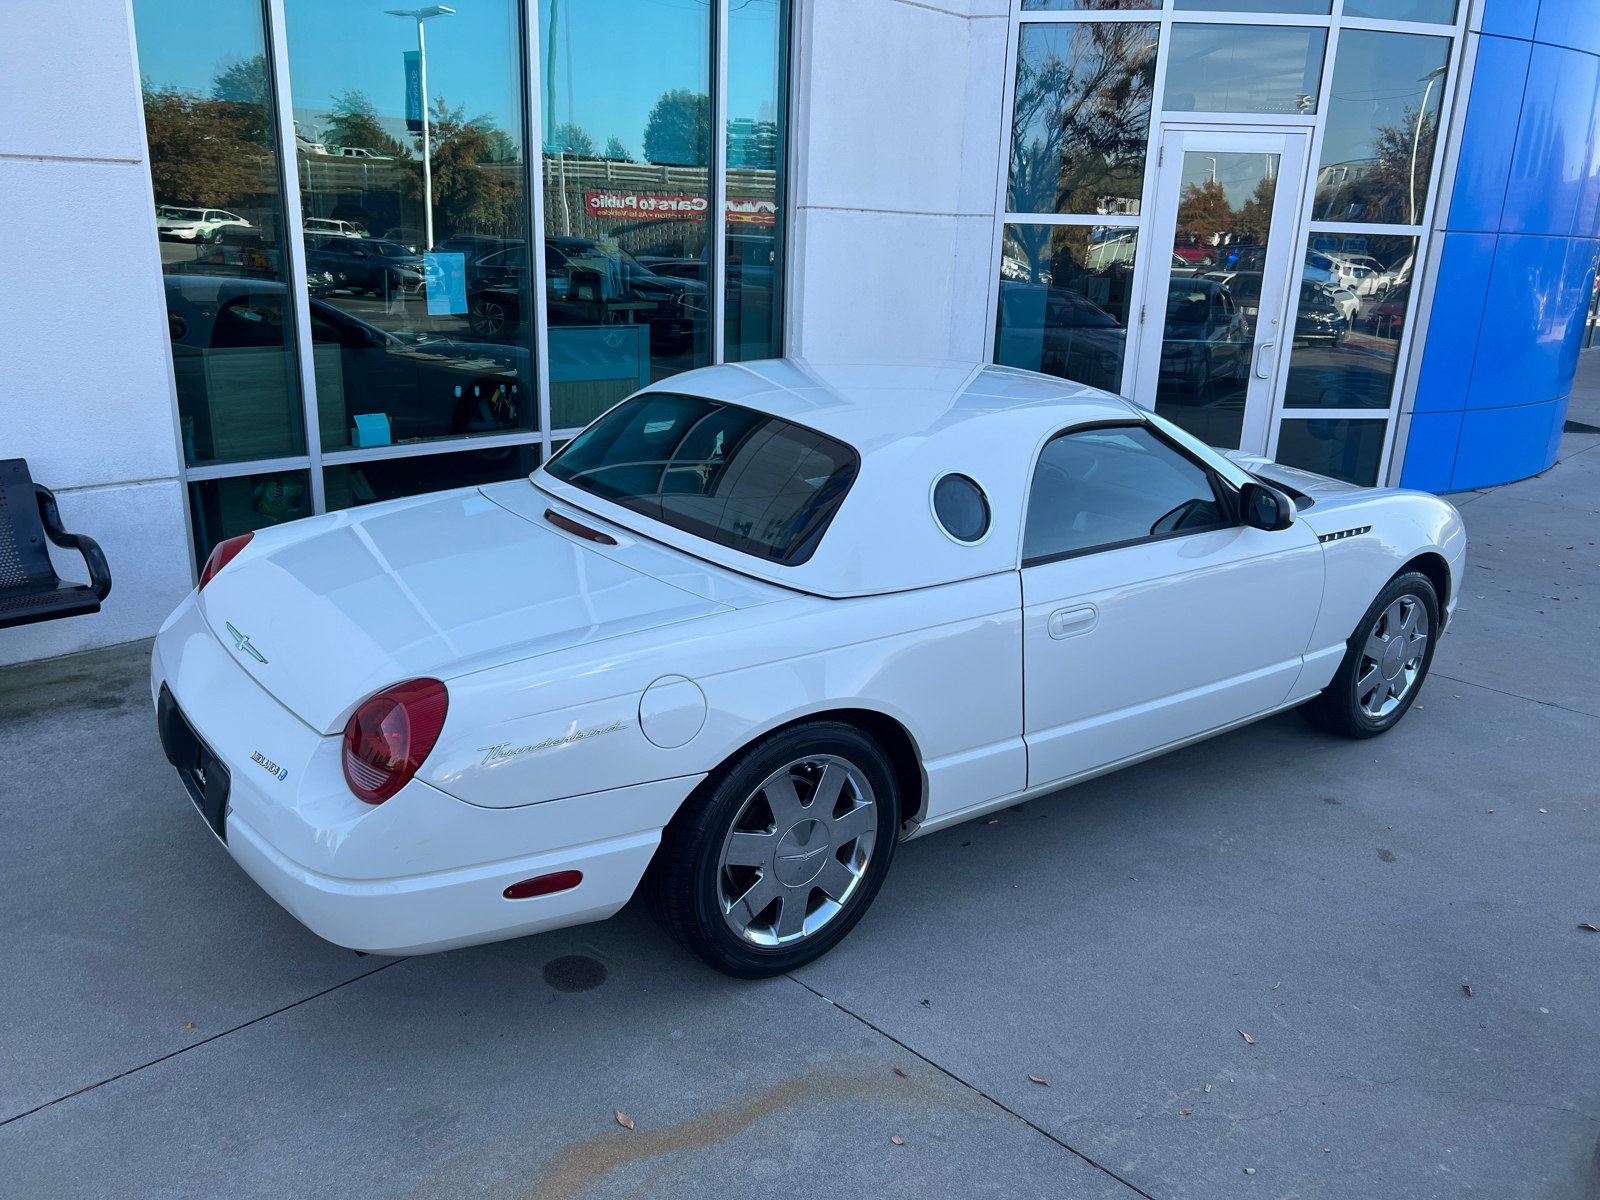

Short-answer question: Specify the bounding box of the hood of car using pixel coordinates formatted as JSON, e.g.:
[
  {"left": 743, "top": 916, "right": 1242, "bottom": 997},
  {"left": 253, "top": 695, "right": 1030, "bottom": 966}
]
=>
[{"left": 196, "top": 489, "right": 729, "bottom": 735}]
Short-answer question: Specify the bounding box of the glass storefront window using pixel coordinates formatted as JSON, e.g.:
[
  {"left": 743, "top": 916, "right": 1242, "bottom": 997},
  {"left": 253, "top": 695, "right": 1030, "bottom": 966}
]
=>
[
  {"left": 1313, "top": 30, "right": 1449, "bottom": 225},
  {"left": 1163, "top": 24, "right": 1327, "bottom": 116},
  {"left": 1275, "top": 417, "right": 1387, "bottom": 485},
  {"left": 134, "top": 0, "right": 307, "bottom": 468},
  {"left": 1008, "top": 23, "right": 1157, "bottom": 217},
  {"left": 1176, "top": 0, "right": 1330, "bottom": 12},
  {"left": 538, "top": 0, "right": 713, "bottom": 430},
  {"left": 1285, "top": 234, "right": 1419, "bottom": 409},
  {"left": 1154, "top": 152, "right": 1281, "bottom": 448},
  {"left": 323, "top": 445, "right": 540, "bottom": 510},
  {"left": 1343, "top": 0, "right": 1457, "bottom": 23},
  {"left": 725, "top": 0, "right": 789, "bottom": 363},
  {"left": 1021, "top": 0, "right": 1158, "bottom": 10},
  {"left": 284, "top": 0, "right": 537, "bottom": 453},
  {"left": 994, "top": 224, "right": 1137, "bottom": 393},
  {"left": 188, "top": 470, "right": 311, "bottom": 564}
]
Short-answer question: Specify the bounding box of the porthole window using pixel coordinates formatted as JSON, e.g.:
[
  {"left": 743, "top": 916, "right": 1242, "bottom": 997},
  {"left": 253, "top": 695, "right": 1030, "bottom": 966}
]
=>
[{"left": 931, "top": 473, "right": 991, "bottom": 545}]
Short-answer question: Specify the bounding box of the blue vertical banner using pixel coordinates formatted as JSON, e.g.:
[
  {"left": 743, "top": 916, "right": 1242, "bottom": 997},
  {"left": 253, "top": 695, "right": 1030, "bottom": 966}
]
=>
[{"left": 404, "top": 51, "right": 423, "bottom": 132}]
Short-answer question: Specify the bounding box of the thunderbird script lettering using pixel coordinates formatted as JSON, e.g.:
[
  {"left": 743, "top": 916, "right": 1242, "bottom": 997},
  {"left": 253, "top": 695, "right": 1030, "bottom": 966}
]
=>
[{"left": 479, "top": 720, "right": 629, "bottom": 766}]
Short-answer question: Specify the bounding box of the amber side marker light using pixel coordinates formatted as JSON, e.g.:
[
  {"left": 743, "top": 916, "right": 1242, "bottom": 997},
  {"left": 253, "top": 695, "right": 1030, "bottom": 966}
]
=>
[
  {"left": 503, "top": 871, "right": 583, "bottom": 900},
  {"left": 544, "top": 509, "right": 617, "bottom": 545}
]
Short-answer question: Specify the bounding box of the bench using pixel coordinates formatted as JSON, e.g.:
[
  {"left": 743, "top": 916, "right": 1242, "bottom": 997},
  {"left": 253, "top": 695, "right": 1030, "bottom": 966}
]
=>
[{"left": 0, "top": 458, "right": 113, "bottom": 630}]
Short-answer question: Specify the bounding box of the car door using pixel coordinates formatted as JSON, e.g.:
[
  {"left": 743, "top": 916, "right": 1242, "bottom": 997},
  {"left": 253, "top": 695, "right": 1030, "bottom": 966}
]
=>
[{"left": 1021, "top": 421, "right": 1323, "bottom": 789}]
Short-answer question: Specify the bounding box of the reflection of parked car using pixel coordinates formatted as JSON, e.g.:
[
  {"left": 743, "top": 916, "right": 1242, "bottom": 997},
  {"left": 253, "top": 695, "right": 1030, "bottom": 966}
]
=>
[
  {"left": 1161, "top": 278, "right": 1250, "bottom": 391},
  {"left": 994, "top": 281, "right": 1126, "bottom": 392},
  {"left": 1328, "top": 285, "right": 1360, "bottom": 324},
  {"left": 163, "top": 275, "right": 531, "bottom": 447},
  {"left": 157, "top": 206, "right": 252, "bottom": 242},
  {"left": 304, "top": 217, "right": 367, "bottom": 238},
  {"left": 1294, "top": 279, "right": 1345, "bottom": 346},
  {"left": 1200, "top": 270, "right": 1264, "bottom": 331},
  {"left": 1365, "top": 285, "right": 1409, "bottom": 339},
  {"left": 1172, "top": 240, "right": 1217, "bottom": 267},
  {"left": 305, "top": 237, "right": 424, "bottom": 295}
]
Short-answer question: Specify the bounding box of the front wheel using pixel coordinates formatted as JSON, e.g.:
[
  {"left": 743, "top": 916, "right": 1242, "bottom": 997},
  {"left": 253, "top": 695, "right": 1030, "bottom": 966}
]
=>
[
  {"left": 1300, "top": 570, "right": 1439, "bottom": 738},
  {"left": 644, "top": 721, "right": 900, "bottom": 978}
]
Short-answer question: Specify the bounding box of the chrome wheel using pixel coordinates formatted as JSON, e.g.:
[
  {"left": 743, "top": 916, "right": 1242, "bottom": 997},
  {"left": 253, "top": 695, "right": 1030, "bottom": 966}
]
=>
[
  {"left": 717, "top": 755, "right": 878, "bottom": 947},
  {"left": 1356, "top": 594, "right": 1429, "bottom": 719}
]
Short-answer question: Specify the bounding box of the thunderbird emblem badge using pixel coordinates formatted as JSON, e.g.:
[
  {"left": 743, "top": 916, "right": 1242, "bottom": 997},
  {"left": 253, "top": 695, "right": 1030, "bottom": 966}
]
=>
[{"left": 225, "top": 622, "right": 267, "bottom": 664}]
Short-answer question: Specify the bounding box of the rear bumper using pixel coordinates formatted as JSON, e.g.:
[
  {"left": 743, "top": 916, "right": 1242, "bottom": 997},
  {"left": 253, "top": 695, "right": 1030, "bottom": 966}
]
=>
[{"left": 152, "top": 591, "right": 702, "bottom": 955}]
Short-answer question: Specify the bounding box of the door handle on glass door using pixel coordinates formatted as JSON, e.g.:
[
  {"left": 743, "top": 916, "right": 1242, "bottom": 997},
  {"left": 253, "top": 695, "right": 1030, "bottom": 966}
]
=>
[
  {"left": 1048, "top": 605, "right": 1098, "bottom": 640},
  {"left": 1254, "top": 340, "right": 1275, "bottom": 379}
]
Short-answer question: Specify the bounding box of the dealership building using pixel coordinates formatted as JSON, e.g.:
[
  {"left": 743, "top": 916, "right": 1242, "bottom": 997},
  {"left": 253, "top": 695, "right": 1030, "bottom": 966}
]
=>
[{"left": 4, "top": 0, "right": 1598, "bottom": 665}]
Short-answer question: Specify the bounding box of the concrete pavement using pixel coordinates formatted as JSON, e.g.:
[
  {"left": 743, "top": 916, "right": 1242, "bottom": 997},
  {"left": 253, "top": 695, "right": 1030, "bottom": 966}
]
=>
[{"left": 3, "top": 370, "right": 1597, "bottom": 1198}]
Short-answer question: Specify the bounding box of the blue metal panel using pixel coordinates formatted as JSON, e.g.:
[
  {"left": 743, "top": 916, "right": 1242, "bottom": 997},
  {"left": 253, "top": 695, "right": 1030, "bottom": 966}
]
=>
[
  {"left": 1450, "top": 398, "right": 1562, "bottom": 490},
  {"left": 1399, "top": 410, "right": 1463, "bottom": 491},
  {"left": 1542, "top": 394, "right": 1572, "bottom": 472},
  {"left": 1449, "top": 35, "right": 1531, "bottom": 232},
  {"left": 1414, "top": 233, "right": 1495, "bottom": 410},
  {"left": 1479, "top": 0, "right": 1536, "bottom": 41},
  {"left": 1557, "top": 238, "right": 1600, "bottom": 379},
  {"left": 1502, "top": 44, "right": 1600, "bottom": 236},
  {"left": 1535, "top": 0, "right": 1600, "bottom": 56},
  {"left": 1466, "top": 234, "right": 1584, "bottom": 408}
]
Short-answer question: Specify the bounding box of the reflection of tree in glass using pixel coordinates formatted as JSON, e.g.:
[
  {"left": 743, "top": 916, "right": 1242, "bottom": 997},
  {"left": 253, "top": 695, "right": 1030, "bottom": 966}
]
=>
[
  {"left": 1175, "top": 180, "right": 1229, "bottom": 243},
  {"left": 212, "top": 55, "right": 268, "bottom": 106},
  {"left": 142, "top": 81, "right": 270, "bottom": 207},
  {"left": 1315, "top": 106, "right": 1438, "bottom": 224},
  {"left": 411, "top": 97, "right": 522, "bottom": 233},
  {"left": 603, "top": 136, "right": 632, "bottom": 162},
  {"left": 553, "top": 123, "right": 595, "bottom": 156},
  {"left": 323, "top": 90, "right": 412, "bottom": 159},
  {"left": 1231, "top": 176, "right": 1275, "bottom": 246},
  {"left": 644, "top": 90, "right": 710, "bottom": 166},
  {"left": 1008, "top": 22, "right": 1156, "bottom": 216}
]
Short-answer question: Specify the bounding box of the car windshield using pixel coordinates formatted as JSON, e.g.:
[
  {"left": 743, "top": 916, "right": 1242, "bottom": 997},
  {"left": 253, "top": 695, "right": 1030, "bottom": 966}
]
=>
[
  {"left": 163, "top": 208, "right": 204, "bottom": 219},
  {"left": 545, "top": 393, "right": 859, "bottom": 566}
]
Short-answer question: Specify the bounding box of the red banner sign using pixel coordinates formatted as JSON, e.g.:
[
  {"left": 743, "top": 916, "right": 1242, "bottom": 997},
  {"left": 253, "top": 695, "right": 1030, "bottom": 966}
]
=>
[{"left": 583, "top": 192, "right": 778, "bottom": 226}]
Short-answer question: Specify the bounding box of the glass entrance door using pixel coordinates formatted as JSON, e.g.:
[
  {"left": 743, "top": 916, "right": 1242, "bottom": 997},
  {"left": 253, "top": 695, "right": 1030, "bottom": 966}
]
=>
[{"left": 1131, "top": 128, "right": 1309, "bottom": 454}]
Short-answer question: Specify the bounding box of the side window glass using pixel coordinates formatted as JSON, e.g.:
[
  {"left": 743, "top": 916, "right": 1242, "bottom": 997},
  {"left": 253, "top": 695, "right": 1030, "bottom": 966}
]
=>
[{"left": 1023, "top": 425, "right": 1224, "bottom": 563}]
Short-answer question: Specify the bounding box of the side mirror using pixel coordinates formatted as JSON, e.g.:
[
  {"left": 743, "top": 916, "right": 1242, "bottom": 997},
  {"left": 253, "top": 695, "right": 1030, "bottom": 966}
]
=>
[{"left": 1240, "top": 480, "right": 1295, "bottom": 531}]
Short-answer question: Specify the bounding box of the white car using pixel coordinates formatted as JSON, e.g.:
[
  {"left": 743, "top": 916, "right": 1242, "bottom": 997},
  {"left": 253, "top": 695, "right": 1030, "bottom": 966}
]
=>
[
  {"left": 303, "top": 217, "right": 367, "bottom": 238},
  {"left": 152, "top": 360, "right": 1464, "bottom": 977},
  {"left": 156, "top": 206, "right": 251, "bottom": 242}
]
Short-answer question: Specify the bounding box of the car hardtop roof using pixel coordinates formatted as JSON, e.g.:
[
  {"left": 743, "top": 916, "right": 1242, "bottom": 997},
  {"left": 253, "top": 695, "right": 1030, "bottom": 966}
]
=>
[{"left": 533, "top": 358, "right": 1143, "bottom": 599}]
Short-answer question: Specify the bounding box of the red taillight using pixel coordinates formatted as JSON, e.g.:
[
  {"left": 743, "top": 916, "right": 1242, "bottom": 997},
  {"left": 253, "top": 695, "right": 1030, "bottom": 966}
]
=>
[
  {"left": 199, "top": 532, "right": 253, "bottom": 590},
  {"left": 341, "top": 678, "right": 449, "bottom": 804},
  {"left": 503, "top": 871, "right": 582, "bottom": 899}
]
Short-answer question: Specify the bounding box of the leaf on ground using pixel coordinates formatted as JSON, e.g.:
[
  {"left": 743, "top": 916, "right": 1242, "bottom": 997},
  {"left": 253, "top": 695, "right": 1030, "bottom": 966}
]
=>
[
  {"left": 1272, "top": 981, "right": 1281, "bottom": 990},
  {"left": 184, "top": 1022, "right": 193, "bottom": 1029},
  {"left": 613, "top": 1109, "right": 634, "bottom": 1130},
  {"left": 891, "top": 1134, "right": 905, "bottom": 1146},
  {"left": 985, "top": 819, "right": 999, "bottom": 825},
  {"left": 1578, "top": 923, "right": 1600, "bottom": 933},
  {"left": 1180, "top": 1108, "right": 1193, "bottom": 1116},
  {"left": 1239, "top": 1030, "right": 1256, "bottom": 1045},
  {"left": 1028, "top": 1075, "right": 1049, "bottom": 1086},
  {"left": 1204, "top": 1084, "right": 1211, "bottom": 1092},
  {"left": 894, "top": 1067, "right": 908, "bottom": 1078},
  {"left": 1462, "top": 985, "right": 1473, "bottom": 996}
]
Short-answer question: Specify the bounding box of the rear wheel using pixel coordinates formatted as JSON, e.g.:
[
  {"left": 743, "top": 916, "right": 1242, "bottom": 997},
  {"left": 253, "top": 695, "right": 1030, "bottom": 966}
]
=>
[
  {"left": 644, "top": 721, "right": 899, "bottom": 978},
  {"left": 1299, "top": 570, "right": 1438, "bottom": 738}
]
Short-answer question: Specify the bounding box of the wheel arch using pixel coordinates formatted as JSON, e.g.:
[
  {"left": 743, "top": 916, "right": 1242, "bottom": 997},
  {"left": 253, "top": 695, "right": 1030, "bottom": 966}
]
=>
[
  {"left": 1397, "top": 550, "right": 1450, "bottom": 611},
  {"left": 690, "top": 706, "right": 929, "bottom": 840}
]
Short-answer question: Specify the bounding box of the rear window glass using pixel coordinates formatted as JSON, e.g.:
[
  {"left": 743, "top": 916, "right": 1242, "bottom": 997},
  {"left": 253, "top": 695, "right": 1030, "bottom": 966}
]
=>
[{"left": 545, "top": 393, "right": 858, "bottom": 565}]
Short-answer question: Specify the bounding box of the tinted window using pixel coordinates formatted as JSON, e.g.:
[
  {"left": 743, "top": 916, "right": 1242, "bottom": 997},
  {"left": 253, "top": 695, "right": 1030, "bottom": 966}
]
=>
[
  {"left": 1024, "top": 425, "right": 1225, "bottom": 563},
  {"left": 546, "top": 393, "right": 858, "bottom": 565}
]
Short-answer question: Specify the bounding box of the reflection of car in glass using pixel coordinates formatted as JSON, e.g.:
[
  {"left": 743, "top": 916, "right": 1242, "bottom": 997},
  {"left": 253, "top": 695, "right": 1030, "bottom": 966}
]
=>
[
  {"left": 1294, "top": 280, "right": 1345, "bottom": 346},
  {"left": 1328, "top": 285, "right": 1360, "bottom": 324},
  {"left": 1161, "top": 278, "right": 1250, "bottom": 390},
  {"left": 1199, "top": 270, "right": 1264, "bottom": 332},
  {"left": 304, "top": 217, "right": 367, "bottom": 239},
  {"left": 156, "top": 360, "right": 1465, "bottom": 975},
  {"left": 305, "top": 237, "right": 424, "bottom": 295},
  {"left": 994, "top": 281, "right": 1126, "bottom": 392},
  {"left": 338, "top": 147, "right": 391, "bottom": 160},
  {"left": 1172, "top": 241, "right": 1217, "bottom": 267},
  {"left": 1365, "top": 285, "right": 1409, "bottom": 339},
  {"left": 163, "top": 275, "right": 529, "bottom": 445},
  {"left": 157, "top": 206, "right": 252, "bottom": 242}
]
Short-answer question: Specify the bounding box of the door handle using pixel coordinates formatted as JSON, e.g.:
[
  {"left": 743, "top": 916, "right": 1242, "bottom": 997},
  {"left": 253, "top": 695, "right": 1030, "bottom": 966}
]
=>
[
  {"left": 1254, "top": 340, "right": 1275, "bottom": 379},
  {"left": 1047, "top": 604, "right": 1098, "bottom": 639}
]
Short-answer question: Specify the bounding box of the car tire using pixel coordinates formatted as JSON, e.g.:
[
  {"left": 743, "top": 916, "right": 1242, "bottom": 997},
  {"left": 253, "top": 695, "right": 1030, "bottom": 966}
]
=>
[
  {"left": 644, "top": 720, "right": 900, "bottom": 979},
  {"left": 1200, "top": 253, "right": 1215, "bottom": 265},
  {"left": 469, "top": 298, "right": 511, "bottom": 338},
  {"left": 1299, "top": 570, "right": 1439, "bottom": 739}
]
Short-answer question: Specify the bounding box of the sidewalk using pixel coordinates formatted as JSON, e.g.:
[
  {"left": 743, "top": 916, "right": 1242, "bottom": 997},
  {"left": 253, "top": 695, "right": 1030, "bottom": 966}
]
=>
[{"left": 2, "top": 367, "right": 1597, "bottom": 1199}]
